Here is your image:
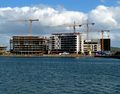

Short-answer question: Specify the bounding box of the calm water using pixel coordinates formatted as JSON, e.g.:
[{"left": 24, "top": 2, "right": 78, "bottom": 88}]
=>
[{"left": 0, "top": 56, "right": 120, "bottom": 94}]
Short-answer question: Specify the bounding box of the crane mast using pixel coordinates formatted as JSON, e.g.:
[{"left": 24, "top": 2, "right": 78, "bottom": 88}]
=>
[
  {"left": 8, "top": 19, "right": 39, "bottom": 35},
  {"left": 25, "top": 19, "right": 39, "bottom": 36},
  {"left": 79, "top": 21, "right": 95, "bottom": 55},
  {"left": 63, "top": 21, "right": 81, "bottom": 33}
]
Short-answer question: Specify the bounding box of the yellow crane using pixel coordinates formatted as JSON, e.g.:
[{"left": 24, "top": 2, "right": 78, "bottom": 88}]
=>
[
  {"left": 24, "top": 19, "right": 39, "bottom": 36},
  {"left": 10, "top": 19, "right": 39, "bottom": 36}
]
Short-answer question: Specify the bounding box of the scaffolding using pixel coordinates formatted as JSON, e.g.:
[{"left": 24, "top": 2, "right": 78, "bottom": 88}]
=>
[{"left": 10, "top": 36, "right": 48, "bottom": 55}]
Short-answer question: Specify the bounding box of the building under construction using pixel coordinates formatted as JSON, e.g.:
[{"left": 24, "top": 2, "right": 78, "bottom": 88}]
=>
[
  {"left": 100, "top": 38, "right": 111, "bottom": 51},
  {"left": 49, "top": 32, "right": 111, "bottom": 55},
  {"left": 49, "top": 32, "right": 83, "bottom": 54},
  {"left": 10, "top": 36, "right": 48, "bottom": 55},
  {"left": 9, "top": 34, "right": 111, "bottom": 55}
]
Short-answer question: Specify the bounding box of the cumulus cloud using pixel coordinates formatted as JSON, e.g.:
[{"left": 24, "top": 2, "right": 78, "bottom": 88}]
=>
[
  {"left": 89, "top": 5, "right": 118, "bottom": 29},
  {"left": 89, "top": 5, "right": 120, "bottom": 47},
  {"left": 0, "top": 6, "right": 87, "bottom": 33},
  {"left": 0, "top": 5, "right": 120, "bottom": 47}
]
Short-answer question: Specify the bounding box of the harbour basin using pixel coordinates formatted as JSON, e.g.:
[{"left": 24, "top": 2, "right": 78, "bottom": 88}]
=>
[{"left": 0, "top": 56, "right": 120, "bottom": 94}]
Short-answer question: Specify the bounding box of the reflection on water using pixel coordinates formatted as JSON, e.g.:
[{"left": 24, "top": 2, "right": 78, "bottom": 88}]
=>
[{"left": 0, "top": 57, "right": 120, "bottom": 94}]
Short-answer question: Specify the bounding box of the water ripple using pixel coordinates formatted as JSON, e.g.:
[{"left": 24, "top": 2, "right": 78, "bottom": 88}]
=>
[{"left": 0, "top": 57, "right": 120, "bottom": 94}]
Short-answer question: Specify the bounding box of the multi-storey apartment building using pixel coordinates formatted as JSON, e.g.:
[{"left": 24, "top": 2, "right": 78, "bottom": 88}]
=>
[{"left": 49, "top": 33, "right": 84, "bottom": 54}]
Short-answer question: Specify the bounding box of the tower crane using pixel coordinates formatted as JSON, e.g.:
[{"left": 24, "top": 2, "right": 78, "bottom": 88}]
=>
[
  {"left": 24, "top": 19, "right": 39, "bottom": 36},
  {"left": 79, "top": 21, "right": 95, "bottom": 55},
  {"left": 72, "top": 21, "right": 82, "bottom": 33},
  {"left": 80, "top": 21, "right": 95, "bottom": 41},
  {"left": 10, "top": 19, "right": 39, "bottom": 36},
  {"left": 62, "top": 21, "right": 82, "bottom": 33}
]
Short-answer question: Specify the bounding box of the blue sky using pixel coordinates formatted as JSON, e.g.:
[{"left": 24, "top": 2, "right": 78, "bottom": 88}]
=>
[{"left": 0, "top": 0, "right": 118, "bottom": 12}]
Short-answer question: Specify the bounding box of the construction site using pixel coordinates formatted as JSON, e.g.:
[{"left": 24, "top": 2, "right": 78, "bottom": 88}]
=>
[
  {"left": 3, "top": 19, "right": 110, "bottom": 56},
  {"left": 0, "top": 19, "right": 111, "bottom": 56}
]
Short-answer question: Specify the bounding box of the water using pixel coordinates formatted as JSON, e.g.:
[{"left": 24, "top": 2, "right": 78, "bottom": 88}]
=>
[{"left": 0, "top": 56, "right": 120, "bottom": 94}]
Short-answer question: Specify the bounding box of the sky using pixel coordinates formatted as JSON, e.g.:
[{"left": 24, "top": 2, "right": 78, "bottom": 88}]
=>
[
  {"left": 0, "top": 0, "right": 120, "bottom": 48},
  {"left": 0, "top": 0, "right": 118, "bottom": 12}
]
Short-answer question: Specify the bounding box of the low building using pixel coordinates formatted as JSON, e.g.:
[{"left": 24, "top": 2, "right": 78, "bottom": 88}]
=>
[
  {"left": 0, "top": 45, "right": 7, "bottom": 55},
  {"left": 83, "top": 38, "right": 111, "bottom": 55},
  {"left": 10, "top": 36, "right": 48, "bottom": 55},
  {"left": 83, "top": 39, "right": 101, "bottom": 55}
]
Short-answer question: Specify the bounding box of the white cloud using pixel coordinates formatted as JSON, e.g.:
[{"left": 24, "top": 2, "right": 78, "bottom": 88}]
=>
[
  {"left": 0, "top": 5, "right": 120, "bottom": 47},
  {"left": 89, "top": 5, "right": 118, "bottom": 29},
  {"left": 89, "top": 5, "right": 120, "bottom": 47},
  {"left": 0, "top": 6, "right": 87, "bottom": 29}
]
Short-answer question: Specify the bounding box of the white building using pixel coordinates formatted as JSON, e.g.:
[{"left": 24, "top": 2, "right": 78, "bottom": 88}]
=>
[{"left": 83, "top": 39, "right": 101, "bottom": 55}]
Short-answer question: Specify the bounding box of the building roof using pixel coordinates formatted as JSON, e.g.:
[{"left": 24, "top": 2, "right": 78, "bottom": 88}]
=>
[{"left": 52, "top": 32, "right": 81, "bottom": 36}]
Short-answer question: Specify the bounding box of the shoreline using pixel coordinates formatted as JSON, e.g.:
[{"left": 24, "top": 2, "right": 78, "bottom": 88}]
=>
[
  {"left": 1, "top": 54, "right": 120, "bottom": 59},
  {"left": 0, "top": 54, "right": 89, "bottom": 58}
]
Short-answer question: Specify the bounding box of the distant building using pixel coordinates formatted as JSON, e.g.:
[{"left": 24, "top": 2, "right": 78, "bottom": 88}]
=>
[
  {"left": 0, "top": 45, "right": 7, "bottom": 55},
  {"left": 49, "top": 33, "right": 84, "bottom": 54},
  {"left": 0, "top": 45, "right": 6, "bottom": 51},
  {"left": 10, "top": 36, "right": 48, "bottom": 55}
]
